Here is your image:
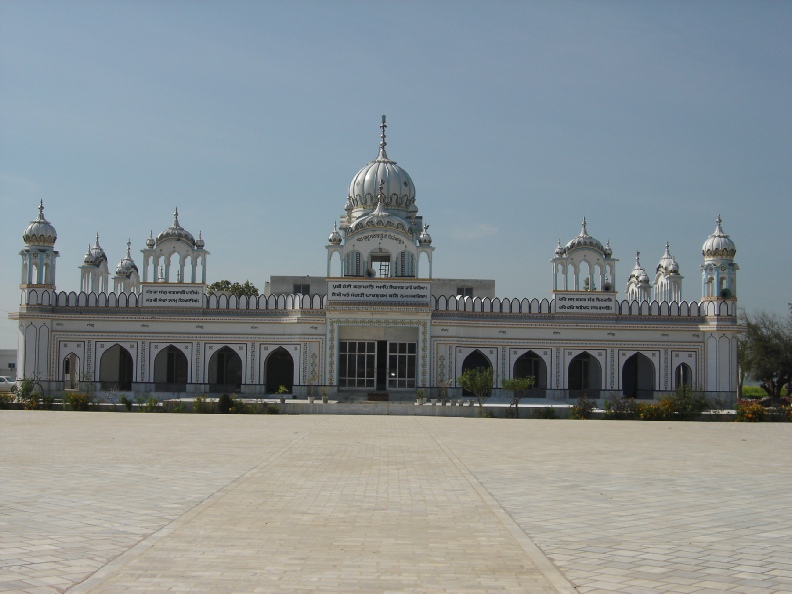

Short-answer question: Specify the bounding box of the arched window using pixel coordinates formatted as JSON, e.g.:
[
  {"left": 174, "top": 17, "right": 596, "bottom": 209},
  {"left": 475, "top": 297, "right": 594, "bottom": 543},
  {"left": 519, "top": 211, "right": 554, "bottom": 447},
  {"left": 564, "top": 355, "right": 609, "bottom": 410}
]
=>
[
  {"left": 208, "top": 347, "right": 243, "bottom": 392},
  {"left": 513, "top": 351, "right": 547, "bottom": 397},
  {"left": 62, "top": 353, "right": 80, "bottom": 390},
  {"left": 265, "top": 347, "right": 294, "bottom": 393},
  {"left": 622, "top": 353, "right": 655, "bottom": 399},
  {"left": 99, "top": 345, "right": 133, "bottom": 390},
  {"left": 153, "top": 346, "right": 188, "bottom": 390},
  {"left": 675, "top": 363, "right": 692, "bottom": 389},
  {"left": 568, "top": 352, "right": 601, "bottom": 398}
]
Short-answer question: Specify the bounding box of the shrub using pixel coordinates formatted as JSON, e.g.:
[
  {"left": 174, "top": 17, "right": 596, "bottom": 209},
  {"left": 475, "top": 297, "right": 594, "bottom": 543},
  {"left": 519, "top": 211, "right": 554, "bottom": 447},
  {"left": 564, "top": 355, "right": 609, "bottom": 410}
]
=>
[
  {"left": 193, "top": 394, "right": 213, "bottom": 414},
  {"left": 217, "top": 393, "right": 233, "bottom": 413},
  {"left": 569, "top": 393, "right": 595, "bottom": 420},
  {"left": 13, "top": 376, "right": 41, "bottom": 410},
  {"left": 736, "top": 399, "right": 766, "bottom": 422},
  {"left": 66, "top": 392, "right": 92, "bottom": 411},
  {"left": 163, "top": 400, "right": 187, "bottom": 413},
  {"left": 0, "top": 392, "right": 14, "bottom": 409},
  {"left": 667, "top": 386, "right": 710, "bottom": 420},
  {"left": 230, "top": 397, "right": 247, "bottom": 414},
  {"left": 141, "top": 397, "right": 159, "bottom": 412},
  {"left": 119, "top": 396, "right": 133, "bottom": 412},
  {"left": 603, "top": 395, "right": 640, "bottom": 420},
  {"left": 266, "top": 403, "right": 280, "bottom": 414},
  {"left": 531, "top": 407, "right": 558, "bottom": 419}
]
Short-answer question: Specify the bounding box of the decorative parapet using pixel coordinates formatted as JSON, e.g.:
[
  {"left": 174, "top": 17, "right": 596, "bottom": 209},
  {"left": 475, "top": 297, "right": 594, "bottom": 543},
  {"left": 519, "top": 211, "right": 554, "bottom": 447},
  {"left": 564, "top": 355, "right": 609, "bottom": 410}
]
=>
[
  {"left": 22, "top": 289, "right": 327, "bottom": 310},
  {"left": 20, "top": 289, "right": 736, "bottom": 317}
]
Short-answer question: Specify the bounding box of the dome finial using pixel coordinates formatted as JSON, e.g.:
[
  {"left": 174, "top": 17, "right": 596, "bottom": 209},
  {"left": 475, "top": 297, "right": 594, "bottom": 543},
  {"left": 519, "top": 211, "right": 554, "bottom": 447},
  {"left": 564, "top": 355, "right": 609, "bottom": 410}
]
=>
[
  {"left": 378, "top": 115, "right": 388, "bottom": 159},
  {"left": 636, "top": 251, "right": 641, "bottom": 265},
  {"left": 581, "top": 217, "right": 588, "bottom": 236},
  {"left": 38, "top": 200, "right": 45, "bottom": 219},
  {"left": 126, "top": 239, "right": 132, "bottom": 257},
  {"left": 173, "top": 207, "right": 180, "bottom": 226}
]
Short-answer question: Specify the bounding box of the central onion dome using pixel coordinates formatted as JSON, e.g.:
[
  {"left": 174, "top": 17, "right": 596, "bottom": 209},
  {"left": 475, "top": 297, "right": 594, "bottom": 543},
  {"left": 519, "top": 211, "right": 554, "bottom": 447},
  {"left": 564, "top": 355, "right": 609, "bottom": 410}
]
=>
[
  {"left": 657, "top": 242, "right": 679, "bottom": 274},
  {"left": 558, "top": 218, "right": 607, "bottom": 256},
  {"left": 83, "top": 234, "right": 108, "bottom": 266},
  {"left": 347, "top": 116, "right": 417, "bottom": 217},
  {"left": 115, "top": 240, "right": 139, "bottom": 277},
  {"left": 702, "top": 214, "right": 736, "bottom": 259},
  {"left": 23, "top": 201, "right": 57, "bottom": 247},
  {"left": 348, "top": 180, "right": 413, "bottom": 237},
  {"left": 156, "top": 208, "right": 196, "bottom": 247}
]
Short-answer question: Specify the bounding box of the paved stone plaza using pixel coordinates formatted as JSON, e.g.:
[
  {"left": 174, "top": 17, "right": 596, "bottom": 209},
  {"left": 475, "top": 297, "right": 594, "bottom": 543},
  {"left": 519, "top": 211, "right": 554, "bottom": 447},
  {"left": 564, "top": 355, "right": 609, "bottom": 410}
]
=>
[{"left": 0, "top": 412, "right": 790, "bottom": 593}]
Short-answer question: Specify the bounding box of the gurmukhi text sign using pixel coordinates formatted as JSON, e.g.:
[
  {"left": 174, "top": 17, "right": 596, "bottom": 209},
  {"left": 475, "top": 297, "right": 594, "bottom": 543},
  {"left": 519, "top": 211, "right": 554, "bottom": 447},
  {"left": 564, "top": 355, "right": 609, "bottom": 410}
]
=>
[
  {"left": 553, "top": 292, "right": 616, "bottom": 314},
  {"left": 327, "top": 280, "right": 431, "bottom": 305},
  {"left": 141, "top": 284, "right": 203, "bottom": 307}
]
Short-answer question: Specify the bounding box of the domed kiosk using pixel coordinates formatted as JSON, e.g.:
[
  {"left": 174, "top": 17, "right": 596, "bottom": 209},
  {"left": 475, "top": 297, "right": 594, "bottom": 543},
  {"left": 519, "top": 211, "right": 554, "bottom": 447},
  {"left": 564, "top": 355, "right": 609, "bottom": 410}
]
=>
[{"left": 20, "top": 201, "right": 58, "bottom": 288}]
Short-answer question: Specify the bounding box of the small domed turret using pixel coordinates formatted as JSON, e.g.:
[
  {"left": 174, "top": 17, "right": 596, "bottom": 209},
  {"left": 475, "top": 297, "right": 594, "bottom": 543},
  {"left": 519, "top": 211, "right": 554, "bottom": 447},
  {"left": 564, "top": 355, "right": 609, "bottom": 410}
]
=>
[
  {"left": 418, "top": 224, "right": 432, "bottom": 246},
  {"left": 156, "top": 208, "right": 196, "bottom": 247},
  {"left": 329, "top": 222, "right": 342, "bottom": 244},
  {"left": 657, "top": 242, "right": 679, "bottom": 275},
  {"left": 115, "top": 240, "right": 139, "bottom": 276},
  {"left": 702, "top": 215, "right": 736, "bottom": 259},
  {"left": 628, "top": 252, "right": 650, "bottom": 284},
  {"left": 23, "top": 201, "right": 57, "bottom": 247},
  {"left": 195, "top": 231, "right": 205, "bottom": 249},
  {"left": 83, "top": 234, "right": 107, "bottom": 266},
  {"left": 146, "top": 230, "right": 155, "bottom": 248}
]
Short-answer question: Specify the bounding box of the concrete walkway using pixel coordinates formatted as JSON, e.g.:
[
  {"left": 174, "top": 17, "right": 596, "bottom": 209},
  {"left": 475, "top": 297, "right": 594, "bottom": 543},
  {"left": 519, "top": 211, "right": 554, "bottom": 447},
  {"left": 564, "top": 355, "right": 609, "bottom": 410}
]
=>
[{"left": 0, "top": 412, "right": 790, "bottom": 593}]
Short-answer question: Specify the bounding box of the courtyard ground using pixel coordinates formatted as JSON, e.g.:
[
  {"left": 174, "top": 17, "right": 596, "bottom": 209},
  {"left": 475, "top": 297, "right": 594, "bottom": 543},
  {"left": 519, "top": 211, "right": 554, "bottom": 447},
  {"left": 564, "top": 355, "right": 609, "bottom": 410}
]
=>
[{"left": 0, "top": 411, "right": 790, "bottom": 593}]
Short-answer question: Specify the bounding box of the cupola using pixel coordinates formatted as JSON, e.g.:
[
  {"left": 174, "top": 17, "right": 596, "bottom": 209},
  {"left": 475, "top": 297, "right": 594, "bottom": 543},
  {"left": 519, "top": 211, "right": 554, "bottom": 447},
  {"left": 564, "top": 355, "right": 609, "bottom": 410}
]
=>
[{"left": 23, "top": 201, "right": 57, "bottom": 247}]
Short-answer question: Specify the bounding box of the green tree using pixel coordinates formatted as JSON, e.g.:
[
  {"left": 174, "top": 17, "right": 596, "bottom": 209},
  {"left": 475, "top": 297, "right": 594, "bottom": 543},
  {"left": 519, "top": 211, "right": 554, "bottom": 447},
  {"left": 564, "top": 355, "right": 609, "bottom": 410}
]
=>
[
  {"left": 457, "top": 366, "right": 494, "bottom": 417},
  {"left": 502, "top": 376, "right": 535, "bottom": 418},
  {"left": 206, "top": 280, "right": 259, "bottom": 297},
  {"left": 740, "top": 310, "right": 792, "bottom": 399}
]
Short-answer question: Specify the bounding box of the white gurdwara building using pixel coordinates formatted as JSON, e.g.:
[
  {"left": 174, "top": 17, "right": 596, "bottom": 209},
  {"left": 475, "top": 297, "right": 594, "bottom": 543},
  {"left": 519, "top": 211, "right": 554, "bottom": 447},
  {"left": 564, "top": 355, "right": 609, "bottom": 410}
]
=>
[{"left": 12, "top": 117, "right": 740, "bottom": 403}]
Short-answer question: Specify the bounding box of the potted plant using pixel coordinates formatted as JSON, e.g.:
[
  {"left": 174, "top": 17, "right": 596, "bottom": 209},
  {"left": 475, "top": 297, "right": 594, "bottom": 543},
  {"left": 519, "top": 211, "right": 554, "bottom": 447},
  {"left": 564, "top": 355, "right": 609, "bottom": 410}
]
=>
[
  {"left": 276, "top": 385, "right": 289, "bottom": 404},
  {"left": 416, "top": 389, "right": 426, "bottom": 405},
  {"left": 321, "top": 386, "right": 329, "bottom": 404}
]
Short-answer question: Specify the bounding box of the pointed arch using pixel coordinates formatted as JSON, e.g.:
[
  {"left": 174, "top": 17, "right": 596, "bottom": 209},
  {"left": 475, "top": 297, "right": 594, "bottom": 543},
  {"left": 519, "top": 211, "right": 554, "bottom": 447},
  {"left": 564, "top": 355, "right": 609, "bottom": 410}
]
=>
[
  {"left": 568, "top": 352, "right": 602, "bottom": 398},
  {"left": 460, "top": 350, "right": 492, "bottom": 397},
  {"left": 674, "top": 362, "right": 692, "bottom": 389},
  {"left": 264, "top": 347, "right": 294, "bottom": 393},
  {"left": 62, "top": 353, "right": 80, "bottom": 390},
  {"left": 622, "top": 353, "right": 655, "bottom": 399},
  {"left": 153, "top": 345, "right": 188, "bottom": 390},
  {"left": 513, "top": 350, "right": 547, "bottom": 396},
  {"left": 100, "top": 344, "right": 134, "bottom": 390},
  {"left": 208, "top": 346, "right": 243, "bottom": 392}
]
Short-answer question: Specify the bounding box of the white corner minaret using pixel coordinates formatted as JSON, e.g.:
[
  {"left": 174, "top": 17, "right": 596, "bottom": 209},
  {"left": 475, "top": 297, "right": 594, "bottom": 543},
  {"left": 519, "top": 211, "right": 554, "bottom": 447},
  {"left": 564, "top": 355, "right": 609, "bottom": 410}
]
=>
[
  {"left": 701, "top": 214, "right": 738, "bottom": 301},
  {"left": 20, "top": 200, "right": 59, "bottom": 290},
  {"left": 326, "top": 115, "right": 434, "bottom": 279}
]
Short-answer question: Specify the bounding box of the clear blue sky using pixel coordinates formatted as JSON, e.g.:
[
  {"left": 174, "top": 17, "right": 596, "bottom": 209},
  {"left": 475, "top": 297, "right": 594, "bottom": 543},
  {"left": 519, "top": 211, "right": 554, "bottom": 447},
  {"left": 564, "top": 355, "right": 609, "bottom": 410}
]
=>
[{"left": 1, "top": 0, "right": 790, "bottom": 349}]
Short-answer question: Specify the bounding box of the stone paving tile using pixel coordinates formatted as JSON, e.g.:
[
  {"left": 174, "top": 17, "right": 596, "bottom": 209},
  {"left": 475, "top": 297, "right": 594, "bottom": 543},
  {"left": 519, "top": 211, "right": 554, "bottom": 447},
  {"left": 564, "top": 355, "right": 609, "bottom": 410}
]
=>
[
  {"left": 75, "top": 415, "right": 567, "bottom": 593},
  {"left": 425, "top": 419, "right": 792, "bottom": 594},
  {"left": 2, "top": 412, "right": 792, "bottom": 592}
]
